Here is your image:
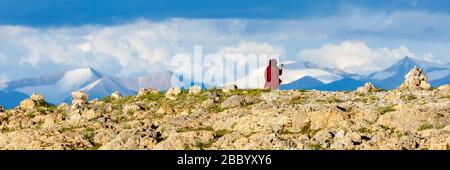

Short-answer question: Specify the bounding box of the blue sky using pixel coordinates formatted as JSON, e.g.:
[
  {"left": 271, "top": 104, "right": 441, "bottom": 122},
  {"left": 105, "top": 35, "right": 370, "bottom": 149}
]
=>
[
  {"left": 0, "top": 0, "right": 450, "bottom": 84},
  {"left": 2, "top": 0, "right": 450, "bottom": 26}
]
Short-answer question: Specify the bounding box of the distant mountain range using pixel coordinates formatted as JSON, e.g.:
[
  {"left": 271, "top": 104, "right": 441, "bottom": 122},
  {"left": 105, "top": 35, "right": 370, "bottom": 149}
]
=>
[
  {"left": 281, "top": 56, "right": 450, "bottom": 91},
  {"left": 1, "top": 56, "right": 449, "bottom": 108},
  {"left": 0, "top": 68, "right": 173, "bottom": 108}
]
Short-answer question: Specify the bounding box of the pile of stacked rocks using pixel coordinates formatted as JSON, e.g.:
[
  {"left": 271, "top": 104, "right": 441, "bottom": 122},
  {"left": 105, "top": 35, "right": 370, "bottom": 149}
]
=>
[
  {"left": 399, "top": 66, "right": 431, "bottom": 90},
  {"left": 71, "top": 90, "right": 89, "bottom": 109},
  {"left": 19, "top": 93, "right": 47, "bottom": 110}
]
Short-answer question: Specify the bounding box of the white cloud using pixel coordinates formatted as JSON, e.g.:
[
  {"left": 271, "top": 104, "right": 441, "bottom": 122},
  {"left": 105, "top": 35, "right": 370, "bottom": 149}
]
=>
[
  {"left": 1, "top": 9, "right": 450, "bottom": 80},
  {"left": 298, "top": 41, "right": 431, "bottom": 75}
]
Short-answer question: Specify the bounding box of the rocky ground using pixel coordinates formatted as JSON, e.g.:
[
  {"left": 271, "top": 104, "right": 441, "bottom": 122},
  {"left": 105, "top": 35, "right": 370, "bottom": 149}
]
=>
[{"left": 0, "top": 68, "right": 449, "bottom": 150}]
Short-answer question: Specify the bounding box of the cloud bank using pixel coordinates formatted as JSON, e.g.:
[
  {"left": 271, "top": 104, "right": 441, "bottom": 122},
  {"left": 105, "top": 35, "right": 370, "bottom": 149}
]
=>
[{"left": 1, "top": 9, "right": 450, "bottom": 81}]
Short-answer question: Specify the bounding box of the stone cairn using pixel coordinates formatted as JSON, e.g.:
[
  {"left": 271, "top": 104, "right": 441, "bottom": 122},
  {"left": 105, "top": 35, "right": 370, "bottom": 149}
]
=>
[
  {"left": 399, "top": 66, "right": 431, "bottom": 90},
  {"left": 111, "top": 91, "right": 122, "bottom": 100},
  {"left": 165, "top": 87, "right": 181, "bottom": 100},
  {"left": 356, "top": 82, "right": 380, "bottom": 93},
  {"left": 137, "top": 88, "right": 160, "bottom": 97},
  {"left": 19, "top": 93, "right": 47, "bottom": 110},
  {"left": 188, "top": 85, "right": 202, "bottom": 95},
  {"left": 71, "top": 90, "right": 89, "bottom": 110}
]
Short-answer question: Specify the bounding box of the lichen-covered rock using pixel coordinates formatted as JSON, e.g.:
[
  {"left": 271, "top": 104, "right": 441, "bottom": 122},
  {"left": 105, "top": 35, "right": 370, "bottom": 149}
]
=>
[
  {"left": 188, "top": 85, "right": 202, "bottom": 95},
  {"left": 19, "top": 93, "right": 48, "bottom": 110},
  {"left": 30, "top": 93, "right": 45, "bottom": 101},
  {"left": 222, "top": 84, "right": 238, "bottom": 93},
  {"left": 110, "top": 91, "right": 122, "bottom": 100},
  {"left": 165, "top": 87, "right": 181, "bottom": 100},
  {"left": 0, "top": 84, "right": 449, "bottom": 150},
  {"left": 71, "top": 90, "right": 89, "bottom": 101},
  {"left": 137, "top": 88, "right": 159, "bottom": 97},
  {"left": 19, "top": 99, "right": 37, "bottom": 110},
  {"left": 221, "top": 95, "right": 244, "bottom": 108},
  {"left": 356, "top": 82, "right": 380, "bottom": 93}
]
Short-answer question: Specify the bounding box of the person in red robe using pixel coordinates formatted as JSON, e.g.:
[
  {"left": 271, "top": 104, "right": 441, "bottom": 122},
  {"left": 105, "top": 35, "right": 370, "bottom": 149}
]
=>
[{"left": 264, "top": 59, "right": 283, "bottom": 90}]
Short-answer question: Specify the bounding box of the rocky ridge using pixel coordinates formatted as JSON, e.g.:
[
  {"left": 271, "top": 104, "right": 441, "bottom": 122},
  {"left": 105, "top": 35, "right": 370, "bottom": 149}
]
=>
[{"left": 0, "top": 67, "right": 449, "bottom": 150}]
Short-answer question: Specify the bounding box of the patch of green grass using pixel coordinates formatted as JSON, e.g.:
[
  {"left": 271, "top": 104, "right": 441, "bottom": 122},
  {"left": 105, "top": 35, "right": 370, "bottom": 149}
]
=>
[
  {"left": 395, "top": 131, "right": 408, "bottom": 138},
  {"left": 435, "top": 124, "right": 445, "bottom": 129},
  {"left": 206, "top": 101, "right": 225, "bottom": 113},
  {"left": 298, "top": 89, "right": 307, "bottom": 92},
  {"left": 380, "top": 125, "right": 394, "bottom": 131},
  {"left": 418, "top": 123, "right": 433, "bottom": 131},
  {"left": 357, "top": 127, "right": 372, "bottom": 134},
  {"left": 400, "top": 94, "right": 417, "bottom": 101},
  {"left": 308, "top": 143, "right": 322, "bottom": 150},
  {"left": 59, "top": 127, "right": 72, "bottom": 133},
  {"left": 231, "top": 122, "right": 238, "bottom": 129},
  {"left": 289, "top": 95, "right": 306, "bottom": 105},
  {"left": 278, "top": 129, "right": 301, "bottom": 135},
  {"left": 126, "top": 109, "right": 134, "bottom": 116},
  {"left": 85, "top": 128, "right": 95, "bottom": 143},
  {"left": 122, "top": 124, "right": 132, "bottom": 129},
  {"left": 138, "top": 92, "right": 163, "bottom": 101},
  {"left": 327, "top": 96, "right": 342, "bottom": 103},
  {"left": 194, "top": 140, "right": 214, "bottom": 150},
  {"left": 298, "top": 122, "right": 319, "bottom": 138},
  {"left": 214, "top": 129, "right": 233, "bottom": 138},
  {"left": 177, "top": 126, "right": 214, "bottom": 133},
  {"left": 376, "top": 105, "right": 396, "bottom": 115},
  {"left": 26, "top": 111, "right": 36, "bottom": 118},
  {"left": 102, "top": 96, "right": 113, "bottom": 103},
  {"left": 354, "top": 97, "right": 368, "bottom": 103}
]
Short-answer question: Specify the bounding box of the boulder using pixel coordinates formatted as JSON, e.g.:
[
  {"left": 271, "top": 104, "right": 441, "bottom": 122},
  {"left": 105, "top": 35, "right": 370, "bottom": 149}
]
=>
[
  {"left": 156, "top": 106, "right": 175, "bottom": 115},
  {"left": 123, "top": 104, "right": 144, "bottom": 114},
  {"left": 137, "top": 88, "right": 159, "bottom": 97},
  {"left": 221, "top": 95, "right": 244, "bottom": 109},
  {"left": 260, "top": 92, "right": 279, "bottom": 101},
  {"left": 19, "top": 99, "right": 37, "bottom": 110},
  {"left": 188, "top": 85, "right": 202, "bottom": 95},
  {"left": 399, "top": 66, "right": 431, "bottom": 90},
  {"left": 82, "top": 109, "right": 100, "bottom": 120},
  {"left": 437, "top": 84, "right": 450, "bottom": 91},
  {"left": 30, "top": 93, "right": 45, "bottom": 101},
  {"left": 165, "top": 87, "right": 181, "bottom": 100},
  {"left": 19, "top": 93, "right": 48, "bottom": 110},
  {"left": 222, "top": 84, "right": 238, "bottom": 93},
  {"left": 356, "top": 82, "right": 380, "bottom": 93},
  {"left": 206, "top": 91, "right": 220, "bottom": 102},
  {"left": 71, "top": 90, "right": 89, "bottom": 101},
  {"left": 111, "top": 91, "right": 122, "bottom": 100}
]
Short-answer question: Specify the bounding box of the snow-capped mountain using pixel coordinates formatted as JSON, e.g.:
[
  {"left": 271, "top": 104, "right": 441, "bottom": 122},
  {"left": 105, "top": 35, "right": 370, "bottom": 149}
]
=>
[
  {"left": 365, "top": 56, "right": 450, "bottom": 89},
  {"left": 1, "top": 56, "right": 449, "bottom": 107},
  {"left": 13, "top": 67, "right": 103, "bottom": 104},
  {"left": 3, "top": 71, "right": 67, "bottom": 91},
  {"left": 232, "top": 61, "right": 354, "bottom": 89},
  {"left": 71, "top": 76, "right": 135, "bottom": 102},
  {"left": 4, "top": 67, "right": 136, "bottom": 104}
]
